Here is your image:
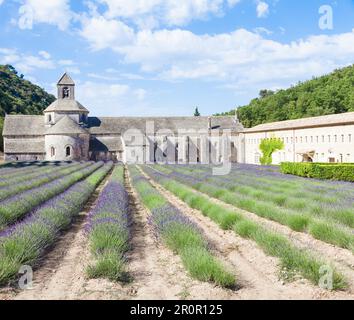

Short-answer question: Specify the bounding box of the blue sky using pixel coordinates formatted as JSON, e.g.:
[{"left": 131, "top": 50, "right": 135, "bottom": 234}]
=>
[{"left": 0, "top": 0, "right": 354, "bottom": 117}]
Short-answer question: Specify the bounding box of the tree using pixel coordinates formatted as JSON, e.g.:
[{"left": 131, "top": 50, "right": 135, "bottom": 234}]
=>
[
  {"left": 259, "top": 137, "right": 285, "bottom": 165},
  {"left": 0, "top": 117, "right": 3, "bottom": 151},
  {"left": 194, "top": 107, "right": 201, "bottom": 117},
  {"left": 216, "top": 64, "right": 354, "bottom": 128},
  {"left": 0, "top": 64, "right": 55, "bottom": 152},
  {"left": 259, "top": 89, "right": 274, "bottom": 99}
]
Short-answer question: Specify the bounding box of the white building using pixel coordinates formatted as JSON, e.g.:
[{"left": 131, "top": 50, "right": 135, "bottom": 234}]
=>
[{"left": 243, "top": 113, "right": 354, "bottom": 164}]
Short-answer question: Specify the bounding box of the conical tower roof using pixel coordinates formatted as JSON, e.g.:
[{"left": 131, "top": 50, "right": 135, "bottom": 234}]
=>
[{"left": 46, "top": 115, "right": 89, "bottom": 135}]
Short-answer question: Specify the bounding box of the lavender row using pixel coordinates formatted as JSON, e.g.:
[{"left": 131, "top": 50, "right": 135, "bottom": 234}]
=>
[
  {"left": 0, "top": 162, "right": 104, "bottom": 229},
  {"left": 0, "top": 162, "right": 79, "bottom": 187},
  {"left": 162, "top": 165, "right": 354, "bottom": 228},
  {"left": 0, "top": 161, "right": 66, "bottom": 181},
  {"left": 0, "top": 162, "right": 113, "bottom": 285},
  {"left": 129, "top": 166, "right": 235, "bottom": 287},
  {"left": 0, "top": 162, "right": 91, "bottom": 201},
  {"left": 86, "top": 166, "right": 131, "bottom": 281},
  {"left": 149, "top": 165, "right": 354, "bottom": 251}
]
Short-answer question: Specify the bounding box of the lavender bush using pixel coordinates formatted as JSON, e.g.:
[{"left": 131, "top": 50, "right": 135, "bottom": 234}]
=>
[
  {"left": 142, "top": 165, "right": 347, "bottom": 290},
  {"left": 86, "top": 166, "right": 131, "bottom": 282},
  {"left": 0, "top": 162, "right": 74, "bottom": 187},
  {"left": 151, "top": 164, "right": 354, "bottom": 251},
  {"left": 130, "top": 165, "right": 235, "bottom": 288},
  {"left": 0, "top": 162, "right": 104, "bottom": 229},
  {"left": 0, "top": 162, "right": 113, "bottom": 286},
  {"left": 0, "top": 162, "right": 91, "bottom": 201}
]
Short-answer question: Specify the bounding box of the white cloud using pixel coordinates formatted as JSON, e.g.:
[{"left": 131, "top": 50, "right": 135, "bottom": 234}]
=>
[
  {"left": 256, "top": 1, "right": 269, "bottom": 18},
  {"left": 76, "top": 81, "right": 148, "bottom": 116},
  {"left": 38, "top": 50, "right": 51, "bottom": 59},
  {"left": 79, "top": 18, "right": 354, "bottom": 92},
  {"left": 79, "top": 16, "right": 135, "bottom": 50},
  {"left": 0, "top": 48, "right": 56, "bottom": 73},
  {"left": 97, "top": 0, "right": 238, "bottom": 28},
  {"left": 18, "top": 0, "right": 73, "bottom": 30},
  {"left": 227, "top": 0, "right": 241, "bottom": 7},
  {"left": 65, "top": 66, "right": 81, "bottom": 74},
  {"left": 58, "top": 59, "right": 75, "bottom": 66},
  {"left": 0, "top": 0, "right": 4, "bottom": 6},
  {"left": 253, "top": 27, "right": 273, "bottom": 35}
]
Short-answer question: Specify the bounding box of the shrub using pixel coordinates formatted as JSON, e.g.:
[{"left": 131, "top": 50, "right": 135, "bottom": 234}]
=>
[{"left": 281, "top": 163, "right": 354, "bottom": 182}]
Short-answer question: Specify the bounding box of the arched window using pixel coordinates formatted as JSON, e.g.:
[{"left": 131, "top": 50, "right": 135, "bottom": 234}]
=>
[
  {"left": 63, "top": 87, "right": 70, "bottom": 98},
  {"left": 48, "top": 114, "right": 52, "bottom": 123},
  {"left": 66, "top": 146, "right": 71, "bottom": 157},
  {"left": 51, "top": 147, "right": 56, "bottom": 157}
]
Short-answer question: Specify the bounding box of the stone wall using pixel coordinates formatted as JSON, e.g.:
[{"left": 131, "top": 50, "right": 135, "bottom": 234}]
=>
[
  {"left": 4, "top": 153, "right": 45, "bottom": 161},
  {"left": 45, "top": 134, "right": 90, "bottom": 161}
]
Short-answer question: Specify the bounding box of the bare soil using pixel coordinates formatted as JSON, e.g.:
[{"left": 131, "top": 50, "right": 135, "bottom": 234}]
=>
[
  {"left": 0, "top": 167, "right": 235, "bottom": 300},
  {"left": 0, "top": 165, "right": 352, "bottom": 300},
  {"left": 139, "top": 166, "right": 354, "bottom": 300}
]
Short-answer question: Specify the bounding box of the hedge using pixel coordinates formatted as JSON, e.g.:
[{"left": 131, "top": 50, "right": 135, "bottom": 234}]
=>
[{"left": 280, "top": 162, "right": 354, "bottom": 182}]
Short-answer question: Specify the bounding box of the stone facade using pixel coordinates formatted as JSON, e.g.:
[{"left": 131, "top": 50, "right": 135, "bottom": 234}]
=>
[{"left": 2, "top": 73, "right": 354, "bottom": 164}]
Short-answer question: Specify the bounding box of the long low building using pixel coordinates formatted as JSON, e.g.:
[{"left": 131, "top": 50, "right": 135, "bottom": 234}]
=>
[
  {"left": 243, "top": 113, "right": 354, "bottom": 164},
  {"left": 2, "top": 73, "right": 354, "bottom": 164}
]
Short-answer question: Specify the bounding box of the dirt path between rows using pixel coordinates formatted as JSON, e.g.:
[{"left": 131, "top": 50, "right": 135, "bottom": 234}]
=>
[
  {"left": 9, "top": 169, "right": 127, "bottom": 300},
  {"left": 140, "top": 166, "right": 354, "bottom": 300},
  {"left": 145, "top": 165, "right": 354, "bottom": 293},
  {"left": 2, "top": 166, "right": 241, "bottom": 300},
  {"left": 125, "top": 167, "right": 240, "bottom": 300}
]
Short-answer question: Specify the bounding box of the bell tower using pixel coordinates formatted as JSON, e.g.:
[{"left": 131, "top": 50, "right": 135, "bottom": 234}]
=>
[{"left": 57, "top": 73, "right": 75, "bottom": 100}]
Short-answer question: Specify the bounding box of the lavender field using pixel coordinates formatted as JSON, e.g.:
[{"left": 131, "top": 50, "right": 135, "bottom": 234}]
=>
[{"left": 0, "top": 162, "right": 353, "bottom": 300}]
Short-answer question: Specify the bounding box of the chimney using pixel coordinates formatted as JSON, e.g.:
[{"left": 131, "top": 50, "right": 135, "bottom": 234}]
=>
[
  {"left": 208, "top": 117, "right": 212, "bottom": 130},
  {"left": 234, "top": 109, "right": 239, "bottom": 123}
]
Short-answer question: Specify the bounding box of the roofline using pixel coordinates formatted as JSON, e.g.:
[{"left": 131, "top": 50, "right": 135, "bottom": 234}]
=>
[
  {"left": 4, "top": 114, "right": 43, "bottom": 117},
  {"left": 57, "top": 72, "right": 75, "bottom": 85},
  {"left": 5, "top": 152, "right": 46, "bottom": 154},
  {"left": 88, "top": 115, "right": 237, "bottom": 119},
  {"left": 44, "top": 109, "right": 89, "bottom": 113},
  {"left": 244, "top": 120, "right": 354, "bottom": 133}
]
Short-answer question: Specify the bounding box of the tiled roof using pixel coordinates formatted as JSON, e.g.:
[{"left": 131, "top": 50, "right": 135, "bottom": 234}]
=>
[
  {"left": 4, "top": 138, "right": 45, "bottom": 153},
  {"left": 46, "top": 116, "right": 89, "bottom": 135},
  {"left": 44, "top": 99, "right": 89, "bottom": 113},
  {"left": 89, "top": 136, "right": 123, "bottom": 152},
  {"left": 87, "top": 116, "right": 242, "bottom": 135},
  {"left": 245, "top": 112, "right": 354, "bottom": 133},
  {"left": 57, "top": 73, "right": 75, "bottom": 85},
  {"left": 3, "top": 115, "right": 45, "bottom": 136}
]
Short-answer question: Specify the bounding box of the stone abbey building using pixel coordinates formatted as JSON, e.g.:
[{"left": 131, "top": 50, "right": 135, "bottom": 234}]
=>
[{"left": 3, "top": 74, "right": 354, "bottom": 164}]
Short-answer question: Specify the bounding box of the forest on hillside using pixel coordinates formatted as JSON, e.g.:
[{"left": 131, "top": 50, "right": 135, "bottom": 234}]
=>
[
  {"left": 217, "top": 64, "right": 354, "bottom": 128},
  {"left": 0, "top": 65, "right": 55, "bottom": 151}
]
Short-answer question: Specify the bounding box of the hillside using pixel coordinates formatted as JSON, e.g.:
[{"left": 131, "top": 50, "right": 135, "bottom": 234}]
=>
[
  {"left": 217, "top": 64, "right": 354, "bottom": 128},
  {"left": 0, "top": 65, "right": 55, "bottom": 151}
]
